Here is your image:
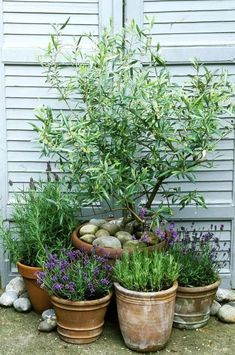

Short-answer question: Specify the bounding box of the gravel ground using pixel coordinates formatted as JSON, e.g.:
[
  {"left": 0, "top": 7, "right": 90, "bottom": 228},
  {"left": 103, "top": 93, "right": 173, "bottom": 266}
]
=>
[{"left": 1, "top": 306, "right": 235, "bottom": 355}]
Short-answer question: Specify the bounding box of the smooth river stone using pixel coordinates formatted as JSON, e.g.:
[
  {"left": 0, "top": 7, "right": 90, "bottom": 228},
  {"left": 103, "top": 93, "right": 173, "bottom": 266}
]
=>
[
  {"left": 5, "top": 276, "right": 26, "bottom": 296},
  {"left": 217, "top": 304, "right": 235, "bottom": 323},
  {"left": 93, "top": 236, "right": 122, "bottom": 249},
  {"left": 101, "top": 223, "right": 120, "bottom": 235},
  {"left": 115, "top": 231, "right": 132, "bottom": 244},
  {"left": 80, "top": 224, "right": 98, "bottom": 236},
  {"left": 80, "top": 234, "right": 97, "bottom": 244},
  {"left": 89, "top": 219, "right": 107, "bottom": 227},
  {"left": 95, "top": 229, "right": 110, "bottom": 238}
]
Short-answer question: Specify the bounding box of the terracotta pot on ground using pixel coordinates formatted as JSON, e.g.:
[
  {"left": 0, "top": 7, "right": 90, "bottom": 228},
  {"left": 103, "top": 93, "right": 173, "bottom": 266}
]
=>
[
  {"left": 173, "top": 279, "right": 220, "bottom": 329},
  {"left": 50, "top": 292, "right": 113, "bottom": 344},
  {"left": 71, "top": 226, "right": 166, "bottom": 263},
  {"left": 17, "top": 262, "right": 51, "bottom": 314},
  {"left": 114, "top": 281, "right": 178, "bottom": 352}
]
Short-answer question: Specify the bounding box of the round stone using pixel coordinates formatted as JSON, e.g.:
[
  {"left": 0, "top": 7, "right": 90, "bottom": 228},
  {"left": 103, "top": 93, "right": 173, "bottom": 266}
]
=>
[
  {"left": 80, "top": 224, "right": 98, "bottom": 236},
  {"left": 80, "top": 234, "right": 97, "bottom": 244},
  {"left": 210, "top": 300, "right": 221, "bottom": 316},
  {"left": 93, "top": 236, "right": 122, "bottom": 249},
  {"left": 13, "top": 298, "right": 31, "bottom": 312},
  {"left": 101, "top": 223, "right": 120, "bottom": 235},
  {"left": 89, "top": 219, "right": 107, "bottom": 227},
  {"left": 115, "top": 231, "right": 132, "bottom": 244},
  {"left": 0, "top": 291, "right": 18, "bottom": 307},
  {"left": 38, "top": 319, "right": 57, "bottom": 332},
  {"left": 95, "top": 229, "right": 110, "bottom": 238},
  {"left": 5, "top": 276, "right": 26, "bottom": 296},
  {"left": 215, "top": 288, "right": 235, "bottom": 302},
  {"left": 217, "top": 304, "right": 235, "bottom": 323},
  {"left": 42, "top": 309, "right": 56, "bottom": 321}
]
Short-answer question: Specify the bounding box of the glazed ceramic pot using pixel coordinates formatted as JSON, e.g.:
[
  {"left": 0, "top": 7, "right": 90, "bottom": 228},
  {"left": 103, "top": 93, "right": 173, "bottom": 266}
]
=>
[
  {"left": 50, "top": 292, "right": 113, "bottom": 344},
  {"left": 71, "top": 225, "right": 166, "bottom": 264},
  {"left": 17, "top": 261, "right": 51, "bottom": 314},
  {"left": 173, "top": 279, "right": 220, "bottom": 329},
  {"left": 114, "top": 281, "right": 178, "bottom": 352}
]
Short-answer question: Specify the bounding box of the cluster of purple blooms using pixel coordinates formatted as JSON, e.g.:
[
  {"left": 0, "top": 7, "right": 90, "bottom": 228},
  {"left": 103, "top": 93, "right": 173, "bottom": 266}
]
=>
[{"left": 36, "top": 248, "right": 113, "bottom": 301}]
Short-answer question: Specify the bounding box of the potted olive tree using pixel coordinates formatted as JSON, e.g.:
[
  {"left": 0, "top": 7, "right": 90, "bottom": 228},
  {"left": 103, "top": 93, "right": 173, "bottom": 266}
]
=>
[
  {"left": 113, "top": 250, "right": 179, "bottom": 352},
  {"left": 33, "top": 22, "right": 234, "bottom": 254},
  {"left": 0, "top": 176, "right": 78, "bottom": 313}
]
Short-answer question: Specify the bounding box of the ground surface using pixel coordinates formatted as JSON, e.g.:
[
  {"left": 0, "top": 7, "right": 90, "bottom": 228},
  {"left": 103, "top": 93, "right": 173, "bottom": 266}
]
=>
[{"left": 1, "top": 306, "right": 235, "bottom": 355}]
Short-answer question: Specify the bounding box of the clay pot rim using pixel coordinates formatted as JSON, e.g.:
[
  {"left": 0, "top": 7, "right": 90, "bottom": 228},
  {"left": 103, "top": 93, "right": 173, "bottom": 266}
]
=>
[
  {"left": 177, "top": 279, "right": 220, "bottom": 293},
  {"left": 51, "top": 291, "right": 113, "bottom": 306},
  {"left": 17, "top": 261, "right": 42, "bottom": 272},
  {"left": 114, "top": 281, "right": 178, "bottom": 297}
]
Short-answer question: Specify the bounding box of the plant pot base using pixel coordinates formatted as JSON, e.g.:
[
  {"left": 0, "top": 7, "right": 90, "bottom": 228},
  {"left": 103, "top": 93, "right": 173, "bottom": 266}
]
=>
[{"left": 57, "top": 324, "right": 103, "bottom": 344}]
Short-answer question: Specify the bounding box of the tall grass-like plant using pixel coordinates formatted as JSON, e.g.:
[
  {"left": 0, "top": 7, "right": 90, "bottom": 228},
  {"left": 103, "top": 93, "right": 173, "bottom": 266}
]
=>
[
  {"left": 0, "top": 179, "right": 78, "bottom": 266},
  {"left": 33, "top": 21, "right": 234, "bottom": 231},
  {"left": 113, "top": 250, "right": 179, "bottom": 292}
]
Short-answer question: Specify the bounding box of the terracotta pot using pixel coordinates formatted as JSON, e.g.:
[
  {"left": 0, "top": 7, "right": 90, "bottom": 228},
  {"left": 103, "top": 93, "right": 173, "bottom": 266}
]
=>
[
  {"left": 72, "top": 225, "right": 166, "bottom": 263},
  {"left": 173, "top": 279, "right": 220, "bottom": 329},
  {"left": 17, "top": 261, "right": 51, "bottom": 314},
  {"left": 50, "top": 292, "right": 112, "bottom": 344},
  {"left": 114, "top": 281, "right": 178, "bottom": 352}
]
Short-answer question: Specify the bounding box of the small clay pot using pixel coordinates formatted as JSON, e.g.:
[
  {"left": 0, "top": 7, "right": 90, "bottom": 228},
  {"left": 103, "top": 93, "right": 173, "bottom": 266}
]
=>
[
  {"left": 50, "top": 292, "right": 113, "bottom": 344},
  {"left": 17, "top": 261, "right": 51, "bottom": 314},
  {"left": 114, "top": 281, "right": 178, "bottom": 352},
  {"left": 174, "top": 279, "right": 220, "bottom": 329}
]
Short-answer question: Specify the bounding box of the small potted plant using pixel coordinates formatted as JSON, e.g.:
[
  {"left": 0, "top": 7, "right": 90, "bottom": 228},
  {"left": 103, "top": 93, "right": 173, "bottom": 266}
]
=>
[
  {"left": 33, "top": 22, "right": 234, "bottom": 257},
  {"left": 0, "top": 176, "right": 77, "bottom": 313},
  {"left": 37, "top": 248, "right": 113, "bottom": 344},
  {"left": 113, "top": 249, "right": 179, "bottom": 352},
  {"left": 167, "top": 224, "right": 227, "bottom": 329}
]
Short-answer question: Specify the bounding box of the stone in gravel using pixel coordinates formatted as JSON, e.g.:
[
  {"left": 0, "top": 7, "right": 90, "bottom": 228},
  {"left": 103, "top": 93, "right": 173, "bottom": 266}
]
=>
[
  {"left": 38, "top": 319, "right": 57, "bottom": 332},
  {"left": 42, "top": 309, "right": 56, "bottom": 321},
  {"left": 217, "top": 304, "right": 235, "bottom": 323},
  {"left": 13, "top": 298, "right": 31, "bottom": 312},
  {"left": 80, "top": 234, "right": 97, "bottom": 244},
  {"left": 89, "top": 219, "right": 107, "bottom": 227},
  {"left": 101, "top": 223, "right": 120, "bottom": 235},
  {"left": 93, "top": 236, "right": 122, "bottom": 249},
  {"left": 115, "top": 231, "right": 132, "bottom": 244},
  {"left": 0, "top": 291, "right": 18, "bottom": 307},
  {"left": 80, "top": 224, "right": 98, "bottom": 236},
  {"left": 95, "top": 229, "right": 110, "bottom": 238},
  {"left": 123, "top": 240, "right": 147, "bottom": 250},
  {"left": 216, "top": 288, "right": 235, "bottom": 302},
  {"left": 5, "top": 276, "right": 26, "bottom": 296},
  {"left": 210, "top": 300, "right": 221, "bottom": 316}
]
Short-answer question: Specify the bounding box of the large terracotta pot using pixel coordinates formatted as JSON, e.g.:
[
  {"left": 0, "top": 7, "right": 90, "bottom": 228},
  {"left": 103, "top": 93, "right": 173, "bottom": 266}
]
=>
[
  {"left": 114, "top": 281, "right": 178, "bottom": 352},
  {"left": 17, "top": 262, "right": 51, "bottom": 314},
  {"left": 72, "top": 225, "right": 166, "bottom": 263},
  {"left": 173, "top": 279, "right": 220, "bottom": 329},
  {"left": 50, "top": 292, "right": 113, "bottom": 344}
]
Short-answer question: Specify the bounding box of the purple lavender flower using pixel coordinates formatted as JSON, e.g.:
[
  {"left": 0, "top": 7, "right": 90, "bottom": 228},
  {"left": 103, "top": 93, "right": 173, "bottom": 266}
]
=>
[
  {"left": 139, "top": 207, "right": 147, "bottom": 219},
  {"left": 52, "top": 283, "right": 64, "bottom": 291},
  {"left": 100, "top": 278, "right": 110, "bottom": 286},
  {"left": 141, "top": 232, "right": 149, "bottom": 244},
  {"left": 131, "top": 234, "right": 137, "bottom": 240},
  {"left": 93, "top": 266, "right": 100, "bottom": 277}
]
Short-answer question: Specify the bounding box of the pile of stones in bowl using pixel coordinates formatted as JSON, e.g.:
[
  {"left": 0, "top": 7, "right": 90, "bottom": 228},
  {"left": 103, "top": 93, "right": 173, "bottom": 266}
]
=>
[{"left": 79, "top": 218, "right": 160, "bottom": 249}]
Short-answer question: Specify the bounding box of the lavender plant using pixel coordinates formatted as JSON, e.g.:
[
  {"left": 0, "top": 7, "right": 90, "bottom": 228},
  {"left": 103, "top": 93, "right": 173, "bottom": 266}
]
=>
[
  {"left": 113, "top": 250, "right": 179, "bottom": 292},
  {"left": 167, "top": 224, "right": 228, "bottom": 287},
  {"left": 33, "top": 21, "right": 234, "bottom": 231},
  {"left": 37, "top": 248, "right": 113, "bottom": 301}
]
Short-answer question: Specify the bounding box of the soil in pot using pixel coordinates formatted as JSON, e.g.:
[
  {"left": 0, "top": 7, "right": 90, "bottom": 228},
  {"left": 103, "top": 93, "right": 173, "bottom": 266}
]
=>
[
  {"left": 114, "top": 281, "right": 178, "bottom": 352},
  {"left": 17, "top": 262, "right": 51, "bottom": 314},
  {"left": 50, "top": 292, "right": 113, "bottom": 344},
  {"left": 173, "top": 279, "right": 220, "bottom": 329}
]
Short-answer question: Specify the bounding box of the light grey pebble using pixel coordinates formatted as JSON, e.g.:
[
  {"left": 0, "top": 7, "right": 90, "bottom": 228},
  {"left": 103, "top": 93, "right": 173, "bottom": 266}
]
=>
[
  {"left": 210, "top": 300, "right": 221, "bottom": 316},
  {"left": 115, "top": 231, "right": 132, "bottom": 244},
  {"left": 93, "top": 236, "right": 122, "bottom": 249},
  {"left": 42, "top": 308, "right": 56, "bottom": 321},
  {"left": 80, "top": 234, "right": 97, "bottom": 244},
  {"left": 216, "top": 288, "right": 235, "bottom": 302},
  {"left": 95, "top": 229, "right": 110, "bottom": 238},
  {"left": 13, "top": 297, "right": 31, "bottom": 312},
  {"left": 5, "top": 276, "right": 26, "bottom": 296},
  {"left": 101, "top": 223, "right": 120, "bottom": 236},
  {"left": 80, "top": 224, "right": 98, "bottom": 236},
  {"left": 217, "top": 304, "right": 235, "bottom": 323},
  {"left": 89, "top": 219, "right": 107, "bottom": 227},
  {"left": 0, "top": 291, "right": 18, "bottom": 307},
  {"left": 38, "top": 319, "right": 57, "bottom": 332}
]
